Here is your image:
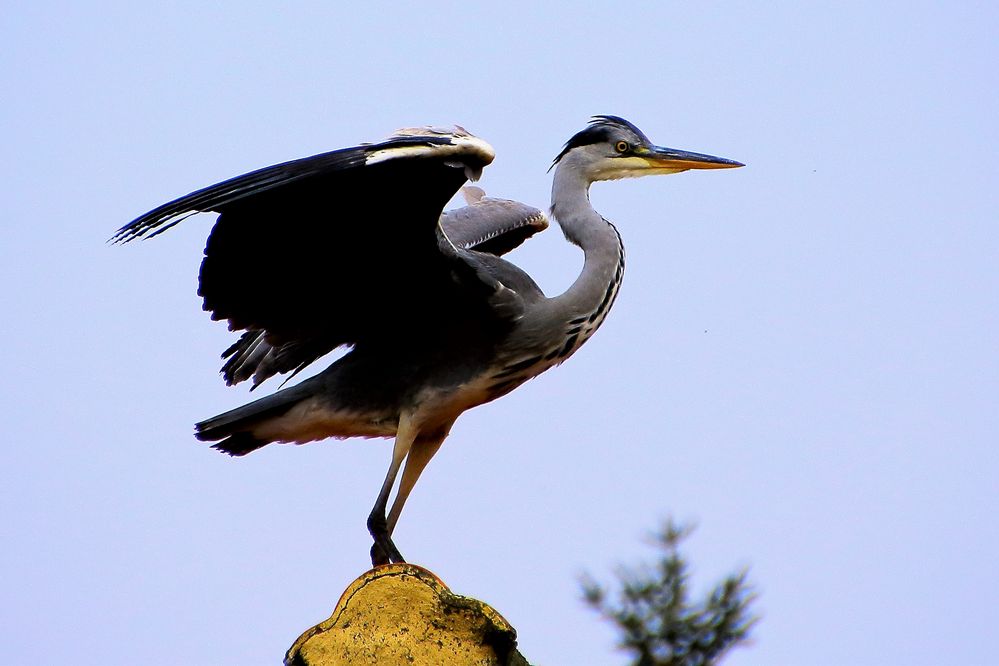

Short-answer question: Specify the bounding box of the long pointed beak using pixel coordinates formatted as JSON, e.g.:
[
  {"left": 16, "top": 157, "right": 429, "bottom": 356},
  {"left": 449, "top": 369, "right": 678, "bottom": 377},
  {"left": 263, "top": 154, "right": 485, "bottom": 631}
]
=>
[{"left": 643, "top": 146, "right": 744, "bottom": 170}]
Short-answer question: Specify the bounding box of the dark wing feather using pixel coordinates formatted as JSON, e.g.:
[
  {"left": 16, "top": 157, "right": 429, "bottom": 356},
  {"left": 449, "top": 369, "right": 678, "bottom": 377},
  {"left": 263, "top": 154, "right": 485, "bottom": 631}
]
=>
[
  {"left": 219, "top": 190, "right": 547, "bottom": 389},
  {"left": 112, "top": 134, "right": 469, "bottom": 243},
  {"left": 117, "top": 128, "right": 507, "bottom": 386},
  {"left": 197, "top": 159, "right": 463, "bottom": 341}
]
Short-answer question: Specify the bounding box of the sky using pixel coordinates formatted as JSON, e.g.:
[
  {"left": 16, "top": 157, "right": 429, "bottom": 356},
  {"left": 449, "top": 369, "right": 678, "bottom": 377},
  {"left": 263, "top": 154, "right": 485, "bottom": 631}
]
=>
[{"left": 2, "top": 3, "right": 997, "bottom": 665}]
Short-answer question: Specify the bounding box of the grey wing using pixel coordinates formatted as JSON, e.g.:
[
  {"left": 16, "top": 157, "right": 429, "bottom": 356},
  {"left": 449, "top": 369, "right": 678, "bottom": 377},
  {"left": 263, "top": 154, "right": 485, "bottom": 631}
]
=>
[{"left": 440, "top": 187, "right": 549, "bottom": 256}]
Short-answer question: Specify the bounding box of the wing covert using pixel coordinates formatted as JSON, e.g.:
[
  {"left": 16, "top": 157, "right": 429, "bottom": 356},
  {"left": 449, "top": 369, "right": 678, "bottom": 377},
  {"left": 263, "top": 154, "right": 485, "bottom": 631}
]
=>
[{"left": 440, "top": 187, "right": 549, "bottom": 256}]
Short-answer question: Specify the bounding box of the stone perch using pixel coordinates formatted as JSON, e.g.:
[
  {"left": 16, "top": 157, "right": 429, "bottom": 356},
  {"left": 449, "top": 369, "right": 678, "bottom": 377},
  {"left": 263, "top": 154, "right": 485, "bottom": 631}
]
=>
[{"left": 285, "top": 564, "right": 530, "bottom": 665}]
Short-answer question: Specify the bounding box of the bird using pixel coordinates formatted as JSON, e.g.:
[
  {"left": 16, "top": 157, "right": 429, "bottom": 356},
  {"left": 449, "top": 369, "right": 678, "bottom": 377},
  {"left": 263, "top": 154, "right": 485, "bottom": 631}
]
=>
[{"left": 114, "top": 116, "right": 742, "bottom": 566}]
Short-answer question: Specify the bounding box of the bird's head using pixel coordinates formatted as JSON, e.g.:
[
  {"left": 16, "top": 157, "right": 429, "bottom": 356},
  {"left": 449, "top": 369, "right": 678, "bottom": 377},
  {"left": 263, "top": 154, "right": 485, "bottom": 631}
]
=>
[{"left": 552, "top": 115, "right": 743, "bottom": 181}]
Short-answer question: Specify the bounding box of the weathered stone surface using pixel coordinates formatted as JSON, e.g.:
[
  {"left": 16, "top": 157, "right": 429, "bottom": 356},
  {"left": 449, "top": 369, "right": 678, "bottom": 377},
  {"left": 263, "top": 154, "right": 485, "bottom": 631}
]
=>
[{"left": 285, "top": 563, "right": 530, "bottom": 665}]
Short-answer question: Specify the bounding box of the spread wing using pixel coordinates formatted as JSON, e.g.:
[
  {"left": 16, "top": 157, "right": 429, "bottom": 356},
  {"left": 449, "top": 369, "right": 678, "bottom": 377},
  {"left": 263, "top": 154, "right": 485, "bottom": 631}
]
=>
[{"left": 116, "top": 127, "right": 522, "bottom": 387}]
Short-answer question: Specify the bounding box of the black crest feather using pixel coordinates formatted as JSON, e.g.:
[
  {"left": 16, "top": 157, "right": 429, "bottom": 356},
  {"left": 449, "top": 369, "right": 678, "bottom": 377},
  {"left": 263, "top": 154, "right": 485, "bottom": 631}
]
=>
[{"left": 551, "top": 115, "right": 650, "bottom": 167}]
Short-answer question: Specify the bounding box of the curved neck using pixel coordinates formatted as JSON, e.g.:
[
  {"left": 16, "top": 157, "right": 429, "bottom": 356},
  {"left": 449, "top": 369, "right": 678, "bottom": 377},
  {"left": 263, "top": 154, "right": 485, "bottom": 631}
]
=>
[{"left": 549, "top": 162, "right": 625, "bottom": 321}]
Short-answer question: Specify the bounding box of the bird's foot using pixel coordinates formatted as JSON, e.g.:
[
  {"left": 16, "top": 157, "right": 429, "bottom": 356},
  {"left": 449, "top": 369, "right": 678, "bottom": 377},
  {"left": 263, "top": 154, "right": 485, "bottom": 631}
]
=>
[
  {"left": 367, "top": 512, "right": 405, "bottom": 566},
  {"left": 370, "top": 538, "right": 405, "bottom": 567}
]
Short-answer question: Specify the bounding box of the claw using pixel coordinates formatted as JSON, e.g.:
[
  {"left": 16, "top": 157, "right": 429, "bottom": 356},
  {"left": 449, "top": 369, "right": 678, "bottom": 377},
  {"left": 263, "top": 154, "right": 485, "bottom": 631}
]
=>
[
  {"left": 367, "top": 510, "right": 405, "bottom": 566},
  {"left": 370, "top": 538, "right": 404, "bottom": 567}
]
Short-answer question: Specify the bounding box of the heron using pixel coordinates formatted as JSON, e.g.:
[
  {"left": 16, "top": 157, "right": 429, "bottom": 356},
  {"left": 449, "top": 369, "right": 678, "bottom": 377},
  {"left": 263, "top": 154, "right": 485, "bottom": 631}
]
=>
[{"left": 115, "top": 116, "right": 742, "bottom": 566}]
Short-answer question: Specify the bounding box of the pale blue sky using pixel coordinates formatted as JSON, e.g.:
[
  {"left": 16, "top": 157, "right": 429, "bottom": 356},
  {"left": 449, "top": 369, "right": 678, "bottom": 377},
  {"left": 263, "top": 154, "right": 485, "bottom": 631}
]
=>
[{"left": 2, "top": 3, "right": 997, "bottom": 665}]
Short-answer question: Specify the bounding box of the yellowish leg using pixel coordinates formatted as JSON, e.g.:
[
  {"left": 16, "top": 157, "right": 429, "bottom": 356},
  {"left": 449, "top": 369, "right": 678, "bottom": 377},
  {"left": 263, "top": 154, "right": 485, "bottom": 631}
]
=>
[
  {"left": 387, "top": 432, "right": 447, "bottom": 535},
  {"left": 367, "top": 414, "right": 417, "bottom": 566}
]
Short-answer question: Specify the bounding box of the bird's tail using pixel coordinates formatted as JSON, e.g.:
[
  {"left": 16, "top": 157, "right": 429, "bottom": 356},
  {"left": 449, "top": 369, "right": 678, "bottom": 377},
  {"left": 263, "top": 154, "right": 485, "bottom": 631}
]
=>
[{"left": 195, "top": 379, "right": 316, "bottom": 456}]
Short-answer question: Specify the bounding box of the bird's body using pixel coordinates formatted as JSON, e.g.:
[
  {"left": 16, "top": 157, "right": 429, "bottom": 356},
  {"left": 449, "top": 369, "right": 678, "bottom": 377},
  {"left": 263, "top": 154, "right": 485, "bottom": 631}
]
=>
[{"left": 116, "top": 117, "right": 741, "bottom": 565}]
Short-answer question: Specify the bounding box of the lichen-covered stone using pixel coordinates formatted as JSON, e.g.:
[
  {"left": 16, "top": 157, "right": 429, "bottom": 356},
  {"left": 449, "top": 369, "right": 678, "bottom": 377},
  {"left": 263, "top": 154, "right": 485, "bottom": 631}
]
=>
[{"left": 285, "top": 563, "right": 530, "bottom": 666}]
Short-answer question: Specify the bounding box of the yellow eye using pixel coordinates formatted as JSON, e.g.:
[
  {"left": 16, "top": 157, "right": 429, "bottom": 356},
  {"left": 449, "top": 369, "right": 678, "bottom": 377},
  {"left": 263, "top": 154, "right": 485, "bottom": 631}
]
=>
[{"left": 615, "top": 141, "right": 629, "bottom": 153}]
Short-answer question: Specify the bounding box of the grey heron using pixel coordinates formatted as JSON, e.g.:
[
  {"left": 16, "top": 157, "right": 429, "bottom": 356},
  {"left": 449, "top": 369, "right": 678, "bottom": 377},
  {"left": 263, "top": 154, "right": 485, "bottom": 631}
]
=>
[{"left": 115, "top": 116, "right": 742, "bottom": 566}]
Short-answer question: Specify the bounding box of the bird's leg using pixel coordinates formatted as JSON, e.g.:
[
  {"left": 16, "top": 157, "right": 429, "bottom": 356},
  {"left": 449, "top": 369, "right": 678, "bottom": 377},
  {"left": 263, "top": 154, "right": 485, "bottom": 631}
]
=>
[
  {"left": 367, "top": 416, "right": 416, "bottom": 567},
  {"left": 386, "top": 431, "right": 447, "bottom": 535}
]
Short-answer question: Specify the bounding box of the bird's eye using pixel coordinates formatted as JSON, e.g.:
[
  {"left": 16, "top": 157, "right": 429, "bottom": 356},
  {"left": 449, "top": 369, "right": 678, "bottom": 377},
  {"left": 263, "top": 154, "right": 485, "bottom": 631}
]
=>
[{"left": 615, "top": 141, "right": 629, "bottom": 153}]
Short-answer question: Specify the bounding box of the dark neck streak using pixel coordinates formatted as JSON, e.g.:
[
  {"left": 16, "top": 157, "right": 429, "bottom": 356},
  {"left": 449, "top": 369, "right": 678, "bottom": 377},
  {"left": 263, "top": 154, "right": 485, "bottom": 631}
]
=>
[
  {"left": 548, "top": 164, "right": 626, "bottom": 336},
  {"left": 485, "top": 162, "right": 626, "bottom": 399}
]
